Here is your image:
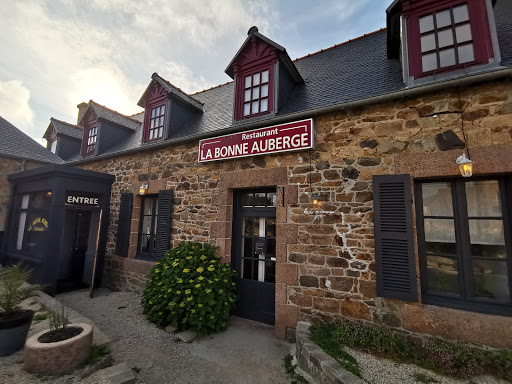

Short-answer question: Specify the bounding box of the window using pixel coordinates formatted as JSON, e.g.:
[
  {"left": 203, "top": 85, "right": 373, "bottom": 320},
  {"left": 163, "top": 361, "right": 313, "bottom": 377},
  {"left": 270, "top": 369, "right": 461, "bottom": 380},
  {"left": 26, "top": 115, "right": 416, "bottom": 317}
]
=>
[
  {"left": 243, "top": 69, "right": 270, "bottom": 117},
  {"left": 419, "top": 4, "right": 474, "bottom": 73},
  {"left": 50, "top": 140, "right": 57, "bottom": 154},
  {"left": 138, "top": 195, "right": 159, "bottom": 258},
  {"left": 148, "top": 104, "right": 165, "bottom": 141},
  {"left": 14, "top": 191, "right": 52, "bottom": 258},
  {"left": 86, "top": 126, "right": 97, "bottom": 154},
  {"left": 416, "top": 178, "right": 512, "bottom": 315}
]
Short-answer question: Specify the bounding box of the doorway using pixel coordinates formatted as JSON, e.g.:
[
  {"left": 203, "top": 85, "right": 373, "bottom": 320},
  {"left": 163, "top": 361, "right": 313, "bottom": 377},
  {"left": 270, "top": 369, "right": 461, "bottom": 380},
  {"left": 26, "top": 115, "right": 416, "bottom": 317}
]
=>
[
  {"left": 57, "top": 209, "right": 99, "bottom": 292},
  {"left": 232, "top": 189, "right": 277, "bottom": 325}
]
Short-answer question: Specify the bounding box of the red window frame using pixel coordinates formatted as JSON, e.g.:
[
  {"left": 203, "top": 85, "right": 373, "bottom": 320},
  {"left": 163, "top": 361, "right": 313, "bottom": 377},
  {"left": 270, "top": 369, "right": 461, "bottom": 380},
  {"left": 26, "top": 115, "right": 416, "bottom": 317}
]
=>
[
  {"left": 81, "top": 125, "right": 98, "bottom": 156},
  {"left": 147, "top": 104, "right": 166, "bottom": 142},
  {"left": 406, "top": 0, "right": 494, "bottom": 79},
  {"left": 235, "top": 64, "right": 273, "bottom": 121}
]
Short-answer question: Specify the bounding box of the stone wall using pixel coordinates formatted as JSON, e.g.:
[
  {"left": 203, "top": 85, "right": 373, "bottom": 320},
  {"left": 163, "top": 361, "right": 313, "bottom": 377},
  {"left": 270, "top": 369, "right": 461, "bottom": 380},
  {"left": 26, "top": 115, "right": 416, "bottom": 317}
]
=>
[{"left": 78, "top": 78, "right": 512, "bottom": 346}]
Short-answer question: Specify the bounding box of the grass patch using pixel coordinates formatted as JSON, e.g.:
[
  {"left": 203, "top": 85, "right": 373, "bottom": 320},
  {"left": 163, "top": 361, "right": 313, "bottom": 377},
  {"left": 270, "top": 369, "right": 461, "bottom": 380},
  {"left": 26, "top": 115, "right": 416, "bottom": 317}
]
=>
[
  {"left": 79, "top": 345, "right": 110, "bottom": 368},
  {"left": 32, "top": 313, "right": 48, "bottom": 322},
  {"left": 413, "top": 372, "right": 440, "bottom": 383},
  {"left": 309, "top": 320, "right": 512, "bottom": 382},
  {"left": 283, "top": 354, "right": 308, "bottom": 384}
]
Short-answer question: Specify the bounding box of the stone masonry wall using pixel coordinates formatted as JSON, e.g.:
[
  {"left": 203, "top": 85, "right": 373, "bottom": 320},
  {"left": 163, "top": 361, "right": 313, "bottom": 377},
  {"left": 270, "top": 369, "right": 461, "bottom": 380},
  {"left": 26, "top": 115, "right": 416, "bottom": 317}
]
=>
[{"left": 78, "top": 78, "right": 512, "bottom": 346}]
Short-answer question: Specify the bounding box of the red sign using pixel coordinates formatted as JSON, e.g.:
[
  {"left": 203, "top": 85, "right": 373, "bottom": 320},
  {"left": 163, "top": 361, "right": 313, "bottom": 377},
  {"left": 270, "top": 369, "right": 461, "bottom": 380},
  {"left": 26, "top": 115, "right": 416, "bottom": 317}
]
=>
[{"left": 198, "top": 119, "right": 314, "bottom": 162}]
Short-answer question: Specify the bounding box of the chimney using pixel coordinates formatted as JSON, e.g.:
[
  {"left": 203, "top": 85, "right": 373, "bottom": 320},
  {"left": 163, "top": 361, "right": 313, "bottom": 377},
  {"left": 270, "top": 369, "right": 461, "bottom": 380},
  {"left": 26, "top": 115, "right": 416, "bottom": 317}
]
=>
[{"left": 77, "top": 102, "right": 88, "bottom": 125}]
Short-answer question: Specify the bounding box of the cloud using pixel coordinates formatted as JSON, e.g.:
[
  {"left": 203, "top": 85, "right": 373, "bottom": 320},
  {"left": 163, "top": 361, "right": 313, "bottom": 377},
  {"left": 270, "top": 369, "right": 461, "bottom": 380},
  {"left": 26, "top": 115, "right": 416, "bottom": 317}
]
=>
[
  {"left": 0, "top": 79, "right": 35, "bottom": 130},
  {"left": 157, "top": 61, "right": 216, "bottom": 94}
]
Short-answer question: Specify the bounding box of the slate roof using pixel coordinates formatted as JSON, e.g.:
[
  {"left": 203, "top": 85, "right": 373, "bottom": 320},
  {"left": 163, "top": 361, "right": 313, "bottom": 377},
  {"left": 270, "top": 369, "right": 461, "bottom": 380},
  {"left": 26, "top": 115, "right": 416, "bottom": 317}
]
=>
[
  {"left": 66, "top": 0, "right": 512, "bottom": 162},
  {"left": 48, "top": 118, "right": 83, "bottom": 140},
  {"left": 0, "top": 115, "right": 64, "bottom": 164},
  {"left": 82, "top": 100, "right": 142, "bottom": 131}
]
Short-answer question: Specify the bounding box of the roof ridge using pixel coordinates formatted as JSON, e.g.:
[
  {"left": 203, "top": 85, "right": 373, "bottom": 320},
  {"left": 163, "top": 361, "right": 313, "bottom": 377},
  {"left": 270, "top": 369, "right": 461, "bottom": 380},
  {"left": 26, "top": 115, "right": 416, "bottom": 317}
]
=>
[
  {"left": 293, "top": 28, "right": 387, "bottom": 61},
  {"left": 89, "top": 100, "right": 142, "bottom": 124},
  {"left": 50, "top": 117, "right": 83, "bottom": 129},
  {"left": 189, "top": 29, "right": 386, "bottom": 96},
  {"left": 190, "top": 81, "right": 234, "bottom": 96}
]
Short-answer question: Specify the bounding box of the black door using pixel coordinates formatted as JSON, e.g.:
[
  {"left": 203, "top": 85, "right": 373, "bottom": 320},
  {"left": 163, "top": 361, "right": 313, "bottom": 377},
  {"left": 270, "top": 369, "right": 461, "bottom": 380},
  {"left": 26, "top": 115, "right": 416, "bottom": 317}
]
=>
[{"left": 232, "top": 190, "right": 277, "bottom": 325}]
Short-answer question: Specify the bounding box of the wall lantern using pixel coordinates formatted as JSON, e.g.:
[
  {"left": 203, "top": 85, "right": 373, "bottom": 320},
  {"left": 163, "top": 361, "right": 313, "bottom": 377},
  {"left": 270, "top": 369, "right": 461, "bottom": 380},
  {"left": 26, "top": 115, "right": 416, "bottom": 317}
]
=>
[
  {"left": 456, "top": 153, "right": 473, "bottom": 178},
  {"left": 139, "top": 184, "right": 149, "bottom": 195},
  {"left": 311, "top": 192, "right": 323, "bottom": 207}
]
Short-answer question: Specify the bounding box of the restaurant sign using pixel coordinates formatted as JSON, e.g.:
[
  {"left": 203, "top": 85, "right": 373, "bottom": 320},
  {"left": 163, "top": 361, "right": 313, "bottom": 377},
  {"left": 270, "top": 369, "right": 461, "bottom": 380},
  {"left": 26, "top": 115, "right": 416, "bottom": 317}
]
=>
[{"left": 198, "top": 119, "right": 314, "bottom": 162}]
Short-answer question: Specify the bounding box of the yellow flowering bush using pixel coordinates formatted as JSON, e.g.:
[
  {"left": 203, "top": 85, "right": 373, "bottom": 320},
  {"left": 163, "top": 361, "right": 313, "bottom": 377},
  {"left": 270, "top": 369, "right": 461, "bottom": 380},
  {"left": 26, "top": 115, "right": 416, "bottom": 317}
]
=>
[{"left": 142, "top": 242, "right": 237, "bottom": 334}]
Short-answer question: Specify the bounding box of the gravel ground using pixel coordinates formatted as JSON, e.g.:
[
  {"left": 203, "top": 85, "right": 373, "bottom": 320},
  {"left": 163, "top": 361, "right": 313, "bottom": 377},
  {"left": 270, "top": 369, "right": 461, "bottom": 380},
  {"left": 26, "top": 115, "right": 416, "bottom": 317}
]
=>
[
  {"left": 57, "top": 288, "right": 290, "bottom": 384},
  {"left": 349, "top": 348, "right": 508, "bottom": 384}
]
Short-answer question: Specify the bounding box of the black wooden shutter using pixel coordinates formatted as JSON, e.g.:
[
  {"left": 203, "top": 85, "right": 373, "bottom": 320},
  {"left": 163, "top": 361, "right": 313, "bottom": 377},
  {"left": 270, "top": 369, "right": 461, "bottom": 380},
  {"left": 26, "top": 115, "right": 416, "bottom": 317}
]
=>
[
  {"left": 115, "top": 192, "right": 133, "bottom": 257},
  {"left": 373, "top": 174, "right": 418, "bottom": 301},
  {"left": 154, "top": 189, "right": 173, "bottom": 259}
]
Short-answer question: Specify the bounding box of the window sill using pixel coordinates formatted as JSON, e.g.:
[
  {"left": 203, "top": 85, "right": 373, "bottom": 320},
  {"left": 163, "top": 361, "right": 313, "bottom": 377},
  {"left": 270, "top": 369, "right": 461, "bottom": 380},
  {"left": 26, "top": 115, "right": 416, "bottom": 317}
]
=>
[
  {"left": 422, "top": 294, "right": 512, "bottom": 317},
  {"left": 134, "top": 254, "right": 160, "bottom": 262}
]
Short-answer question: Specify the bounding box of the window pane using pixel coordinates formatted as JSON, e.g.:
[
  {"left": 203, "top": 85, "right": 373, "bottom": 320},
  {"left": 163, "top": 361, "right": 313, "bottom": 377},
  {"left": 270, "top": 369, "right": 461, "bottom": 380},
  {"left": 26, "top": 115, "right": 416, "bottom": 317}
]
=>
[
  {"left": 422, "top": 52, "right": 437, "bottom": 72},
  {"left": 264, "top": 261, "right": 276, "bottom": 283},
  {"left": 255, "top": 193, "right": 266, "bottom": 207},
  {"left": 426, "top": 241, "right": 456, "bottom": 256},
  {"left": 439, "top": 48, "right": 456, "bottom": 67},
  {"left": 472, "top": 260, "right": 510, "bottom": 300},
  {"left": 158, "top": 127, "right": 163, "bottom": 137},
  {"left": 266, "top": 239, "right": 276, "bottom": 260},
  {"left": 266, "top": 192, "right": 276, "bottom": 207},
  {"left": 142, "top": 216, "right": 152, "bottom": 234},
  {"left": 151, "top": 108, "right": 155, "bottom": 118},
  {"left": 252, "top": 100, "right": 259, "bottom": 114},
  {"left": 242, "top": 193, "right": 254, "bottom": 207},
  {"left": 458, "top": 44, "right": 475, "bottom": 64},
  {"left": 21, "top": 194, "right": 30, "bottom": 209},
  {"left": 159, "top": 116, "right": 164, "bottom": 126},
  {"left": 260, "top": 98, "right": 268, "bottom": 112},
  {"left": 455, "top": 24, "right": 472, "bottom": 43},
  {"left": 424, "top": 218, "right": 455, "bottom": 243},
  {"left": 244, "top": 89, "right": 251, "bottom": 102},
  {"left": 252, "top": 86, "right": 260, "bottom": 99},
  {"left": 261, "top": 70, "right": 269, "bottom": 83},
  {"left": 156, "top": 106, "right": 160, "bottom": 116},
  {"left": 140, "top": 234, "right": 150, "bottom": 253},
  {"left": 244, "top": 75, "right": 251, "bottom": 88},
  {"left": 143, "top": 198, "right": 153, "bottom": 215},
  {"left": 31, "top": 191, "right": 51, "bottom": 209},
  {"left": 253, "top": 73, "right": 260, "bottom": 86},
  {"left": 419, "top": 14, "right": 434, "bottom": 33},
  {"left": 427, "top": 255, "right": 460, "bottom": 294},
  {"left": 150, "top": 119, "right": 155, "bottom": 128},
  {"left": 16, "top": 212, "right": 27, "bottom": 250},
  {"left": 421, "top": 33, "right": 436, "bottom": 52},
  {"left": 436, "top": 9, "right": 451, "bottom": 29},
  {"left": 253, "top": 217, "right": 261, "bottom": 236},
  {"left": 438, "top": 28, "right": 454, "bottom": 48},
  {"left": 244, "top": 217, "right": 253, "bottom": 236},
  {"left": 422, "top": 182, "right": 453, "bottom": 216},
  {"left": 149, "top": 130, "right": 153, "bottom": 140},
  {"left": 471, "top": 244, "right": 506, "bottom": 259},
  {"left": 453, "top": 4, "right": 469, "bottom": 23},
  {"left": 243, "top": 258, "right": 255, "bottom": 280},
  {"left": 465, "top": 180, "right": 501, "bottom": 217},
  {"left": 243, "top": 103, "right": 251, "bottom": 116},
  {"left": 261, "top": 84, "right": 269, "bottom": 98},
  {"left": 469, "top": 219, "right": 504, "bottom": 247},
  {"left": 160, "top": 104, "right": 165, "bottom": 114},
  {"left": 266, "top": 218, "right": 276, "bottom": 237}
]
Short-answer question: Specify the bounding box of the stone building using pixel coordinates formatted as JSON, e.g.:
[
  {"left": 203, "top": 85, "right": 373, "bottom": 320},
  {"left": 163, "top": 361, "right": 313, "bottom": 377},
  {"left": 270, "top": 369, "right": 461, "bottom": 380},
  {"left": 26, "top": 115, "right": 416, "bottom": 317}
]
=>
[{"left": 2, "top": 0, "right": 512, "bottom": 348}]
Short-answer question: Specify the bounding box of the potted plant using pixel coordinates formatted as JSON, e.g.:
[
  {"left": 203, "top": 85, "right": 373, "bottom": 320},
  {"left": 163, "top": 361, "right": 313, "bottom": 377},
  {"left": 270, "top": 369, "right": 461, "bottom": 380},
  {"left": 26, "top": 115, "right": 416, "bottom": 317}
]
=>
[
  {"left": 0, "top": 264, "right": 41, "bottom": 356},
  {"left": 24, "top": 305, "right": 93, "bottom": 375}
]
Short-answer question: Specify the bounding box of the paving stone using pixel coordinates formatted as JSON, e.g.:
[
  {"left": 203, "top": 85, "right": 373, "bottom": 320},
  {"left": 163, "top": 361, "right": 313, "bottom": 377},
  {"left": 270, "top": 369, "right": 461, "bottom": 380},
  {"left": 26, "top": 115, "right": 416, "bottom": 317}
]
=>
[
  {"left": 102, "top": 362, "right": 135, "bottom": 384},
  {"left": 175, "top": 329, "right": 197, "bottom": 343},
  {"left": 165, "top": 324, "right": 178, "bottom": 333}
]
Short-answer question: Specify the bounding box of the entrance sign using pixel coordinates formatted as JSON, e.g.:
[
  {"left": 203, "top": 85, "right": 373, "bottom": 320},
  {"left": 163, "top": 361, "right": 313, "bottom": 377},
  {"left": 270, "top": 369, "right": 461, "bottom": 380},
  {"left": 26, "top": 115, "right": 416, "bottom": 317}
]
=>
[
  {"left": 198, "top": 119, "right": 314, "bottom": 162},
  {"left": 66, "top": 194, "right": 100, "bottom": 206}
]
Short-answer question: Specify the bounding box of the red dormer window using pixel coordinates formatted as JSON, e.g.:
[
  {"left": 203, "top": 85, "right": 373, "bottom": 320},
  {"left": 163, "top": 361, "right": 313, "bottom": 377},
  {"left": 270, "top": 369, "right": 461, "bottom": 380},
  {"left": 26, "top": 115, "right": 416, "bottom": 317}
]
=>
[
  {"left": 85, "top": 125, "right": 97, "bottom": 155},
  {"left": 406, "top": 0, "right": 495, "bottom": 79},
  {"left": 148, "top": 104, "right": 165, "bottom": 141}
]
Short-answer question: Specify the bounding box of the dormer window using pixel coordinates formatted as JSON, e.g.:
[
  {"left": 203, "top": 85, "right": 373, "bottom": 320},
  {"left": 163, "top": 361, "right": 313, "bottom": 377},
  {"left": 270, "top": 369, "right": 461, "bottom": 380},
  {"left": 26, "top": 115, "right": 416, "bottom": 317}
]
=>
[
  {"left": 243, "top": 69, "right": 271, "bottom": 117},
  {"left": 148, "top": 104, "right": 165, "bottom": 141},
  {"left": 85, "top": 125, "right": 97, "bottom": 155},
  {"left": 419, "top": 4, "right": 474, "bottom": 73},
  {"left": 404, "top": 0, "right": 498, "bottom": 81}
]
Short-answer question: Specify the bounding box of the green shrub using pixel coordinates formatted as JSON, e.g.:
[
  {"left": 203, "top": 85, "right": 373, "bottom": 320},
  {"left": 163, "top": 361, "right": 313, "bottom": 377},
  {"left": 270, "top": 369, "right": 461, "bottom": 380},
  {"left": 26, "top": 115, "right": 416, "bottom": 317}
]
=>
[{"left": 142, "top": 242, "right": 237, "bottom": 334}]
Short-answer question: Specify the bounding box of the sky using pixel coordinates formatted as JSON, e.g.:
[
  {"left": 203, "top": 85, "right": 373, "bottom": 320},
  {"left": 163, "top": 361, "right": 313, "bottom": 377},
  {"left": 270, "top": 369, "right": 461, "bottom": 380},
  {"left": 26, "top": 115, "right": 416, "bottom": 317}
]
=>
[{"left": 0, "top": 0, "right": 389, "bottom": 146}]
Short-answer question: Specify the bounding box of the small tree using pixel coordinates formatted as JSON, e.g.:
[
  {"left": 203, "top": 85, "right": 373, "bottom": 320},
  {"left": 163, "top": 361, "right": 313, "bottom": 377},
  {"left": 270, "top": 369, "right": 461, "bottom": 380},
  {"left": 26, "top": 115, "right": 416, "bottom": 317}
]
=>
[
  {"left": 0, "top": 264, "right": 40, "bottom": 316},
  {"left": 142, "top": 242, "right": 237, "bottom": 334}
]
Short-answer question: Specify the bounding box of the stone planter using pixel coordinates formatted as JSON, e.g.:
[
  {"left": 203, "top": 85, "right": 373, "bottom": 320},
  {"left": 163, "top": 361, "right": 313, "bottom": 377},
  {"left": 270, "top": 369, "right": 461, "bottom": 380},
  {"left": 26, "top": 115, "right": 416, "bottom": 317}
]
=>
[
  {"left": 24, "top": 323, "right": 93, "bottom": 375},
  {"left": 0, "top": 309, "right": 34, "bottom": 356}
]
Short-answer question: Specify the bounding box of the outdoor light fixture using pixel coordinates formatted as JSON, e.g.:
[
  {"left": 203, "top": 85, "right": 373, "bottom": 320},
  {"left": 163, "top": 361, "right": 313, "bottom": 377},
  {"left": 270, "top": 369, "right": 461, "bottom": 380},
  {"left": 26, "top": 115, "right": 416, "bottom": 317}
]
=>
[
  {"left": 139, "top": 184, "right": 148, "bottom": 195},
  {"left": 456, "top": 153, "right": 473, "bottom": 178},
  {"left": 311, "top": 192, "right": 323, "bottom": 207}
]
